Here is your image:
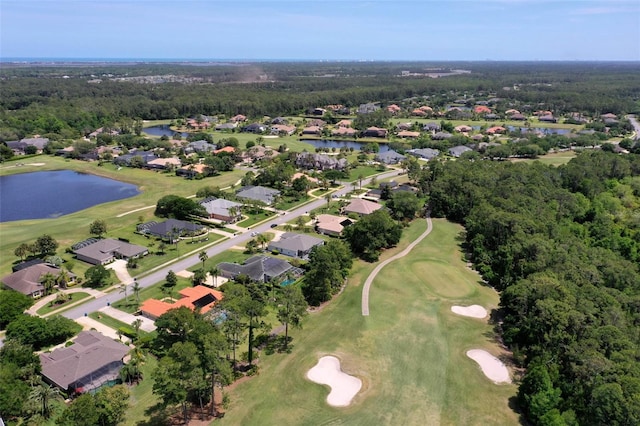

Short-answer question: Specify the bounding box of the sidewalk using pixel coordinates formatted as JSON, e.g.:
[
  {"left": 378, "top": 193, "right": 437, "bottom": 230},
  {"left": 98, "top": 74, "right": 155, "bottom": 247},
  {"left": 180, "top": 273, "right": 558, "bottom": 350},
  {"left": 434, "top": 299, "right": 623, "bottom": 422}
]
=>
[{"left": 28, "top": 287, "right": 106, "bottom": 316}]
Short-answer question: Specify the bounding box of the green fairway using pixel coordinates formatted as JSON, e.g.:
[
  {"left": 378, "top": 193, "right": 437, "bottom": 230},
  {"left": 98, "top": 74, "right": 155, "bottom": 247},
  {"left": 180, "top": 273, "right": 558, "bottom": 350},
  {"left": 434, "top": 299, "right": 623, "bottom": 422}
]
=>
[
  {"left": 509, "top": 150, "right": 576, "bottom": 166},
  {"left": 219, "top": 219, "right": 518, "bottom": 425}
]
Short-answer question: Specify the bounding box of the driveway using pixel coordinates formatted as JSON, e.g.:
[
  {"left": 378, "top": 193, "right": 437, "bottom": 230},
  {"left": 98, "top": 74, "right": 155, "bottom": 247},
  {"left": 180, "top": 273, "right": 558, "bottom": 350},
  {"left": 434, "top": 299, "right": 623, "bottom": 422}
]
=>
[
  {"left": 99, "top": 306, "right": 156, "bottom": 332},
  {"left": 106, "top": 259, "right": 133, "bottom": 284}
]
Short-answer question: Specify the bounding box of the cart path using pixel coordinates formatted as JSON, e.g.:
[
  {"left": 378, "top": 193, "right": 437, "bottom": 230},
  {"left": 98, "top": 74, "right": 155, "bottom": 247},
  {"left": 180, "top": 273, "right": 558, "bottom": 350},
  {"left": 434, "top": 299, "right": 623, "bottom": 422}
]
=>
[{"left": 362, "top": 216, "right": 433, "bottom": 316}]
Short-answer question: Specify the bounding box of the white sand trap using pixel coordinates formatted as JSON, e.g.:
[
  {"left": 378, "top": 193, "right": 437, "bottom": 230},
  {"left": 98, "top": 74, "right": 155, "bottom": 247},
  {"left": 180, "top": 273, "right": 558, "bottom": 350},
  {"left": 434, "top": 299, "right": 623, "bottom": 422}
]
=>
[
  {"left": 451, "top": 305, "right": 487, "bottom": 319},
  {"left": 307, "top": 356, "right": 362, "bottom": 407},
  {"left": 466, "top": 349, "right": 511, "bottom": 384}
]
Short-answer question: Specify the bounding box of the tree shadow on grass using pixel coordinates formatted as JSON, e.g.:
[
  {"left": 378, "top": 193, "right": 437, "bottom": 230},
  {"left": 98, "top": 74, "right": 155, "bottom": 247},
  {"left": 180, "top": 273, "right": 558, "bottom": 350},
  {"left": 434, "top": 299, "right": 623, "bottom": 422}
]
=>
[
  {"left": 508, "top": 396, "right": 529, "bottom": 425},
  {"left": 136, "top": 402, "right": 171, "bottom": 426}
]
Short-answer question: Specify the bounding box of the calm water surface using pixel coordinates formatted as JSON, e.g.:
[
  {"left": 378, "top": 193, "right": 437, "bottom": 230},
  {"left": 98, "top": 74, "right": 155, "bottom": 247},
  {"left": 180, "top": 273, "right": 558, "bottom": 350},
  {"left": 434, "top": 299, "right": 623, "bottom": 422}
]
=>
[{"left": 0, "top": 170, "right": 139, "bottom": 222}]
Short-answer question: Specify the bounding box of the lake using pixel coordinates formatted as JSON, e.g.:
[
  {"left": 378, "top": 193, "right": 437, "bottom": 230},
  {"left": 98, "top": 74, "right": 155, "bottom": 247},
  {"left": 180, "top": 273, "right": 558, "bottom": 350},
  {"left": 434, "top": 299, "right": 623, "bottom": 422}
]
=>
[
  {"left": 143, "top": 125, "right": 189, "bottom": 138},
  {"left": 0, "top": 170, "right": 140, "bottom": 222}
]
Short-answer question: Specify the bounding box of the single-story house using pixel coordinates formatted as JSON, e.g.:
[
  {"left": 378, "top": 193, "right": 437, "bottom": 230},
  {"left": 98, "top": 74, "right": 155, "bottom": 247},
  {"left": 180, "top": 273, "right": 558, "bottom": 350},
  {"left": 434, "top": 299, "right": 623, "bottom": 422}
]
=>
[
  {"left": 185, "top": 140, "right": 217, "bottom": 153},
  {"left": 243, "top": 145, "right": 278, "bottom": 162},
  {"left": 176, "top": 163, "right": 208, "bottom": 178},
  {"left": 407, "top": 148, "right": 440, "bottom": 160},
  {"left": 357, "top": 103, "right": 380, "bottom": 114},
  {"left": 215, "top": 122, "right": 238, "bottom": 131},
  {"left": 242, "top": 123, "right": 267, "bottom": 134},
  {"left": 510, "top": 113, "right": 526, "bottom": 121},
  {"left": 315, "top": 214, "right": 354, "bottom": 237},
  {"left": 454, "top": 125, "right": 473, "bottom": 133},
  {"left": 39, "top": 331, "right": 129, "bottom": 394},
  {"left": 376, "top": 150, "right": 406, "bottom": 165},
  {"left": 137, "top": 219, "right": 207, "bottom": 242},
  {"left": 331, "top": 127, "right": 357, "bottom": 137},
  {"left": 486, "top": 126, "right": 506, "bottom": 135},
  {"left": 6, "top": 137, "right": 50, "bottom": 154},
  {"left": 423, "top": 122, "right": 441, "bottom": 132},
  {"left": 2, "top": 264, "right": 75, "bottom": 298},
  {"left": 74, "top": 238, "right": 148, "bottom": 265},
  {"left": 140, "top": 285, "right": 224, "bottom": 320},
  {"left": 230, "top": 114, "right": 247, "bottom": 122},
  {"left": 343, "top": 198, "right": 383, "bottom": 216},
  {"left": 113, "top": 150, "right": 157, "bottom": 166},
  {"left": 270, "top": 124, "right": 296, "bottom": 135},
  {"left": 217, "top": 255, "right": 303, "bottom": 283},
  {"left": 335, "top": 119, "right": 352, "bottom": 128},
  {"left": 362, "top": 127, "right": 388, "bottom": 138},
  {"left": 397, "top": 130, "right": 421, "bottom": 138},
  {"left": 432, "top": 131, "right": 453, "bottom": 140},
  {"left": 474, "top": 105, "right": 492, "bottom": 114},
  {"left": 302, "top": 126, "right": 322, "bottom": 136},
  {"left": 601, "top": 113, "right": 617, "bottom": 120},
  {"left": 267, "top": 232, "right": 324, "bottom": 258},
  {"left": 538, "top": 115, "right": 557, "bottom": 123},
  {"left": 386, "top": 104, "right": 401, "bottom": 114},
  {"left": 199, "top": 197, "right": 243, "bottom": 222},
  {"left": 448, "top": 145, "right": 473, "bottom": 157},
  {"left": 236, "top": 185, "right": 281, "bottom": 205},
  {"left": 296, "top": 152, "right": 348, "bottom": 171},
  {"left": 145, "top": 157, "right": 181, "bottom": 170}
]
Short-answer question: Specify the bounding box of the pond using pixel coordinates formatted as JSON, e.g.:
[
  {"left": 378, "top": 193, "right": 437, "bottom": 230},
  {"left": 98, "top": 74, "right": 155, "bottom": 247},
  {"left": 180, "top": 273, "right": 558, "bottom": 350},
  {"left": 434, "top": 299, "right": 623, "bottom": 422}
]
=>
[
  {"left": 301, "top": 139, "right": 392, "bottom": 153},
  {"left": 143, "top": 125, "right": 189, "bottom": 138},
  {"left": 0, "top": 170, "right": 140, "bottom": 222}
]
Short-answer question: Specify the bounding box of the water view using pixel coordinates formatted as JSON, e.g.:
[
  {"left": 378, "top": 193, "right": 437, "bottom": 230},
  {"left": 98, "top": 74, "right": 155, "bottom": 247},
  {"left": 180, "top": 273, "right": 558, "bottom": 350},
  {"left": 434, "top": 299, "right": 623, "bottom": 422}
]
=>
[
  {"left": 143, "top": 125, "right": 189, "bottom": 138},
  {"left": 0, "top": 170, "right": 140, "bottom": 222},
  {"left": 301, "top": 139, "right": 392, "bottom": 153}
]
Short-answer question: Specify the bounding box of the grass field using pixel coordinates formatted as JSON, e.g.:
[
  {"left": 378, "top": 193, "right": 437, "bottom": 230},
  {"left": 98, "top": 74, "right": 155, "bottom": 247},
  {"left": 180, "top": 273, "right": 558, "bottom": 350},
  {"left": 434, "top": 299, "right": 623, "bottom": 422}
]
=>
[
  {"left": 509, "top": 150, "right": 576, "bottom": 166},
  {"left": 0, "top": 156, "right": 243, "bottom": 276},
  {"left": 218, "top": 219, "right": 519, "bottom": 425},
  {"left": 36, "top": 292, "right": 92, "bottom": 315}
]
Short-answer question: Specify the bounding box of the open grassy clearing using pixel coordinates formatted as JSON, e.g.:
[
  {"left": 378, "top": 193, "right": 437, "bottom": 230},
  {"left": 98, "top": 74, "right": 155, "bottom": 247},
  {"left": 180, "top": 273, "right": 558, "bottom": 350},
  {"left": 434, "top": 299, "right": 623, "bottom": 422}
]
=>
[
  {"left": 509, "top": 150, "right": 576, "bottom": 166},
  {"left": 219, "top": 219, "right": 518, "bottom": 425},
  {"left": 0, "top": 156, "right": 243, "bottom": 276}
]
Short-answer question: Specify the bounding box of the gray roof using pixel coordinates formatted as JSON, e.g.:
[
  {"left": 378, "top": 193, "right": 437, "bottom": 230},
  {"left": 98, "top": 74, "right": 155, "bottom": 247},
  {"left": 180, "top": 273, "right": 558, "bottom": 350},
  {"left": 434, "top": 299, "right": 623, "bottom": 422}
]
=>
[
  {"left": 74, "top": 238, "right": 148, "bottom": 263},
  {"left": 296, "top": 152, "right": 348, "bottom": 170},
  {"left": 448, "top": 145, "right": 473, "bottom": 157},
  {"left": 267, "top": 233, "right": 324, "bottom": 255},
  {"left": 187, "top": 140, "right": 217, "bottom": 152},
  {"left": 218, "top": 255, "right": 299, "bottom": 282},
  {"left": 432, "top": 131, "right": 453, "bottom": 140},
  {"left": 39, "top": 331, "right": 129, "bottom": 392},
  {"left": 236, "top": 185, "right": 281, "bottom": 205},
  {"left": 408, "top": 148, "right": 440, "bottom": 160},
  {"left": 2, "top": 264, "right": 69, "bottom": 296},
  {"left": 20, "top": 137, "right": 49, "bottom": 149},
  {"left": 140, "top": 219, "right": 205, "bottom": 238},
  {"left": 376, "top": 150, "right": 406, "bottom": 164},
  {"left": 199, "top": 198, "right": 243, "bottom": 217}
]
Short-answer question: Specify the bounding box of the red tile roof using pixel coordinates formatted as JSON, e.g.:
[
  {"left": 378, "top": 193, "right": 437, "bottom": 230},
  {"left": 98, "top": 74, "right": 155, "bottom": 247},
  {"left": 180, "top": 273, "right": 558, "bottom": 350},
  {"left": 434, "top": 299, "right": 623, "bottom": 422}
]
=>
[{"left": 140, "top": 285, "right": 224, "bottom": 319}]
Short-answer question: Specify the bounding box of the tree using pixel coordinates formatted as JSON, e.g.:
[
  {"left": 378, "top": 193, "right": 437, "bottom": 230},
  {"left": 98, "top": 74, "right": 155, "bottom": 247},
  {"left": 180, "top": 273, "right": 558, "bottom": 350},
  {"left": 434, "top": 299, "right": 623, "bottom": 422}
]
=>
[
  {"left": 119, "top": 283, "right": 129, "bottom": 301},
  {"left": 94, "top": 384, "right": 130, "bottom": 426},
  {"left": 256, "top": 233, "right": 270, "bottom": 251},
  {"left": 155, "top": 194, "right": 207, "bottom": 220},
  {"left": 386, "top": 191, "right": 423, "bottom": 221},
  {"left": 40, "top": 272, "right": 57, "bottom": 296},
  {"left": 132, "top": 279, "right": 141, "bottom": 307},
  {"left": 89, "top": 219, "right": 107, "bottom": 237},
  {"left": 209, "top": 266, "right": 220, "bottom": 287},
  {"left": 165, "top": 270, "right": 178, "bottom": 300},
  {"left": 302, "top": 240, "right": 353, "bottom": 305},
  {"left": 276, "top": 285, "right": 308, "bottom": 350},
  {"left": 343, "top": 209, "right": 403, "bottom": 261},
  {"left": 35, "top": 234, "right": 58, "bottom": 256},
  {"left": 55, "top": 268, "right": 71, "bottom": 289},
  {"left": 0, "top": 290, "right": 34, "bottom": 329},
  {"left": 57, "top": 393, "right": 99, "bottom": 426},
  {"left": 29, "top": 381, "right": 59, "bottom": 419},
  {"left": 84, "top": 264, "right": 111, "bottom": 288},
  {"left": 199, "top": 250, "right": 208, "bottom": 270},
  {"left": 14, "top": 242, "right": 30, "bottom": 261},
  {"left": 193, "top": 268, "right": 207, "bottom": 286}
]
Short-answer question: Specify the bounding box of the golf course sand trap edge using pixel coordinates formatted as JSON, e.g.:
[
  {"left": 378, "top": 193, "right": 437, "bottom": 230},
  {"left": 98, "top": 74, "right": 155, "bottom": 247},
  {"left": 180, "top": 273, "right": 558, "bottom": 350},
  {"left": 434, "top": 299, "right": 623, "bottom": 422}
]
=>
[
  {"left": 451, "top": 305, "right": 488, "bottom": 319},
  {"left": 466, "top": 349, "right": 511, "bottom": 384},
  {"left": 307, "top": 356, "right": 362, "bottom": 407}
]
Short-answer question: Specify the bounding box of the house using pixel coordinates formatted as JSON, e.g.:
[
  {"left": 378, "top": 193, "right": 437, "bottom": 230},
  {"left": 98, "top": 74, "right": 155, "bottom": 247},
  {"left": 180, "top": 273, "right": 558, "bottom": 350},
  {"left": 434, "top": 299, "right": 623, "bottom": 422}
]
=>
[
  {"left": 74, "top": 238, "right": 148, "bottom": 265},
  {"left": 486, "top": 126, "right": 506, "bottom": 135},
  {"left": 199, "top": 197, "right": 243, "bottom": 222},
  {"left": 538, "top": 115, "right": 557, "bottom": 123},
  {"left": 6, "top": 138, "right": 50, "bottom": 155},
  {"left": 270, "top": 124, "right": 296, "bottom": 135},
  {"left": 2, "top": 264, "right": 74, "bottom": 298},
  {"left": 307, "top": 119, "right": 327, "bottom": 128},
  {"left": 236, "top": 185, "right": 281, "bottom": 205},
  {"left": 432, "top": 131, "right": 453, "bottom": 140},
  {"left": 510, "top": 113, "right": 526, "bottom": 121},
  {"left": 113, "top": 150, "right": 157, "bottom": 166},
  {"left": 335, "top": 119, "right": 352, "bottom": 128},
  {"left": 230, "top": 114, "right": 247, "bottom": 122},
  {"left": 485, "top": 113, "right": 499, "bottom": 120},
  {"left": 176, "top": 163, "right": 208, "bottom": 178},
  {"left": 474, "top": 105, "right": 492, "bottom": 114},
  {"left": 454, "top": 125, "right": 473, "bottom": 133},
  {"left": 386, "top": 104, "right": 401, "bottom": 114},
  {"left": 344, "top": 198, "right": 383, "bottom": 216},
  {"left": 302, "top": 126, "right": 322, "bottom": 136},
  {"left": 146, "top": 157, "right": 181, "bottom": 170},
  {"left": 39, "top": 331, "right": 129, "bottom": 394},
  {"left": 357, "top": 103, "right": 380, "bottom": 114},
  {"left": 315, "top": 214, "right": 354, "bottom": 237},
  {"left": 242, "top": 123, "right": 267, "bottom": 134},
  {"left": 331, "top": 127, "right": 357, "bottom": 137},
  {"left": 140, "top": 285, "right": 224, "bottom": 320},
  {"left": 213, "top": 146, "right": 235, "bottom": 155},
  {"left": 448, "top": 145, "right": 473, "bottom": 157},
  {"left": 186, "top": 119, "right": 211, "bottom": 130},
  {"left": 375, "top": 150, "right": 406, "bottom": 165},
  {"left": 505, "top": 109, "right": 520, "bottom": 115},
  {"left": 397, "top": 130, "right": 420, "bottom": 138},
  {"left": 311, "top": 107, "right": 327, "bottom": 116},
  {"left": 271, "top": 117, "right": 288, "bottom": 125},
  {"left": 295, "top": 152, "right": 348, "bottom": 170},
  {"left": 407, "top": 148, "right": 440, "bottom": 160},
  {"left": 137, "top": 219, "right": 206, "bottom": 242},
  {"left": 423, "top": 122, "right": 441, "bottom": 132},
  {"left": 215, "top": 122, "right": 238, "bottom": 131},
  {"left": 186, "top": 140, "right": 217, "bottom": 153},
  {"left": 267, "top": 232, "right": 324, "bottom": 258},
  {"left": 601, "top": 113, "right": 617, "bottom": 120},
  {"left": 411, "top": 108, "right": 428, "bottom": 117},
  {"left": 217, "top": 255, "right": 303, "bottom": 283},
  {"left": 243, "top": 145, "right": 278, "bottom": 162},
  {"left": 362, "top": 127, "right": 388, "bottom": 138}
]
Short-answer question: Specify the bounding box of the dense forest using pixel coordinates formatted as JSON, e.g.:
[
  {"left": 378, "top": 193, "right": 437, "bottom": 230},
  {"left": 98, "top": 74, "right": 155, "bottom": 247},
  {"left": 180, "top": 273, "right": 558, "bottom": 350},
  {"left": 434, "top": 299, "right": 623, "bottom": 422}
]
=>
[
  {"left": 428, "top": 151, "right": 640, "bottom": 425},
  {"left": 1, "top": 62, "right": 638, "bottom": 141}
]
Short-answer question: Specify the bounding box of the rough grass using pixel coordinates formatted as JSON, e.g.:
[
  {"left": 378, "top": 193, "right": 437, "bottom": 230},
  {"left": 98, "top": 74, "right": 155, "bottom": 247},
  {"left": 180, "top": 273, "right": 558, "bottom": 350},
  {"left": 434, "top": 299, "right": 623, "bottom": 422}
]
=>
[
  {"left": 509, "top": 150, "right": 576, "bottom": 166},
  {"left": 219, "top": 219, "right": 519, "bottom": 425}
]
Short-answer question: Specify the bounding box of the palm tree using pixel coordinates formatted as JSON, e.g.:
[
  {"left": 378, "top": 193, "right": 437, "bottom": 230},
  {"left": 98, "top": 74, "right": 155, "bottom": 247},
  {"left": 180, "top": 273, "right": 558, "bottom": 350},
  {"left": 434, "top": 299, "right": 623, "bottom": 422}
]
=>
[
  {"left": 132, "top": 279, "right": 141, "bottom": 307},
  {"left": 324, "top": 193, "right": 332, "bottom": 211},
  {"left": 120, "top": 283, "right": 129, "bottom": 301},
  {"left": 131, "top": 318, "right": 143, "bottom": 339},
  {"left": 256, "top": 233, "right": 270, "bottom": 251},
  {"left": 40, "top": 273, "right": 57, "bottom": 296},
  {"left": 209, "top": 266, "right": 220, "bottom": 287},
  {"left": 199, "top": 251, "right": 209, "bottom": 270},
  {"left": 55, "top": 268, "right": 70, "bottom": 289},
  {"left": 29, "top": 382, "right": 59, "bottom": 418},
  {"left": 358, "top": 173, "right": 364, "bottom": 189}
]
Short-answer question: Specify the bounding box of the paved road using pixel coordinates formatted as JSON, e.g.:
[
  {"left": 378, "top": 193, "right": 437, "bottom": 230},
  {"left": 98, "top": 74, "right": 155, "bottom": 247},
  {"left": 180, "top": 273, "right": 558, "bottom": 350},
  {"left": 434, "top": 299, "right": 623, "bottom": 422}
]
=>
[
  {"left": 61, "top": 169, "right": 404, "bottom": 320},
  {"left": 362, "top": 216, "right": 433, "bottom": 316},
  {"left": 627, "top": 115, "right": 640, "bottom": 140}
]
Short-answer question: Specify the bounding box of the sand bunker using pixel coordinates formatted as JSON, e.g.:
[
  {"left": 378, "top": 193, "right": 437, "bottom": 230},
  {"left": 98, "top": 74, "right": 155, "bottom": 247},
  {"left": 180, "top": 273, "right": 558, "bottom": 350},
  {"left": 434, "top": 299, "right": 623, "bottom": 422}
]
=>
[
  {"left": 451, "top": 305, "right": 487, "bottom": 319},
  {"left": 307, "top": 356, "right": 362, "bottom": 407},
  {"left": 466, "top": 349, "right": 511, "bottom": 384}
]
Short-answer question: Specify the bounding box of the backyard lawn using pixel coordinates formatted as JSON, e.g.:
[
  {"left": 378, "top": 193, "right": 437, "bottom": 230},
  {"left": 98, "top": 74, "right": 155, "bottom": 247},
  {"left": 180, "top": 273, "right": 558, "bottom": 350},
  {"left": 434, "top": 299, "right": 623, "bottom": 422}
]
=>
[{"left": 218, "top": 219, "right": 519, "bottom": 425}]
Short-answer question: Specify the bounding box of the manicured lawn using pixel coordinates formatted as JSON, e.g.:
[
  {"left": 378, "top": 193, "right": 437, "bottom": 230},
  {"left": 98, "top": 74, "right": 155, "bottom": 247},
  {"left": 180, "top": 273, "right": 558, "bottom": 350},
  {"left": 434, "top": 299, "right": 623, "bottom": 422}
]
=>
[
  {"left": 510, "top": 150, "right": 576, "bottom": 166},
  {"left": 237, "top": 210, "right": 276, "bottom": 228},
  {"left": 123, "top": 354, "right": 161, "bottom": 426},
  {"left": 36, "top": 292, "right": 92, "bottom": 315},
  {"left": 188, "top": 249, "right": 250, "bottom": 274},
  {"left": 0, "top": 156, "right": 244, "bottom": 276},
  {"left": 113, "top": 276, "right": 193, "bottom": 314},
  {"left": 347, "top": 165, "right": 386, "bottom": 182},
  {"left": 274, "top": 195, "right": 311, "bottom": 211},
  {"left": 219, "top": 219, "right": 518, "bottom": 425}
]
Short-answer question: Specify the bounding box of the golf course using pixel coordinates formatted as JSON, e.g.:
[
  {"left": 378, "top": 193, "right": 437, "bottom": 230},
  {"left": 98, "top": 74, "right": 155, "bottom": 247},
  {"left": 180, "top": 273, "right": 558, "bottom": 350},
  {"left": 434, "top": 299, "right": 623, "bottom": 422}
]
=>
[{"left": 220, "top": 219, "right": 519, "bottom": 425}]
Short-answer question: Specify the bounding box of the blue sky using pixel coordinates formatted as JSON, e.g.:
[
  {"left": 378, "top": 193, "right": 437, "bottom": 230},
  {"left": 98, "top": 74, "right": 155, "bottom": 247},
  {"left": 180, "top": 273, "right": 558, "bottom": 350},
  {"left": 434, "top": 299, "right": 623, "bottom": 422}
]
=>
[{"left": 1, "top": 0, "right": 639, "bottom": 61}]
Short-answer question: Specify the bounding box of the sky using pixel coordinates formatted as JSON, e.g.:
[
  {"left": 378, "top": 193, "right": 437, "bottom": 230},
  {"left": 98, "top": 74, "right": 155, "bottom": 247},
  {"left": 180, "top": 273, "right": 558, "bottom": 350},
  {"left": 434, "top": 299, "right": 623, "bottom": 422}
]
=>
[{"left": 1, "top": 0, "right": 639, "bottom": 61}]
